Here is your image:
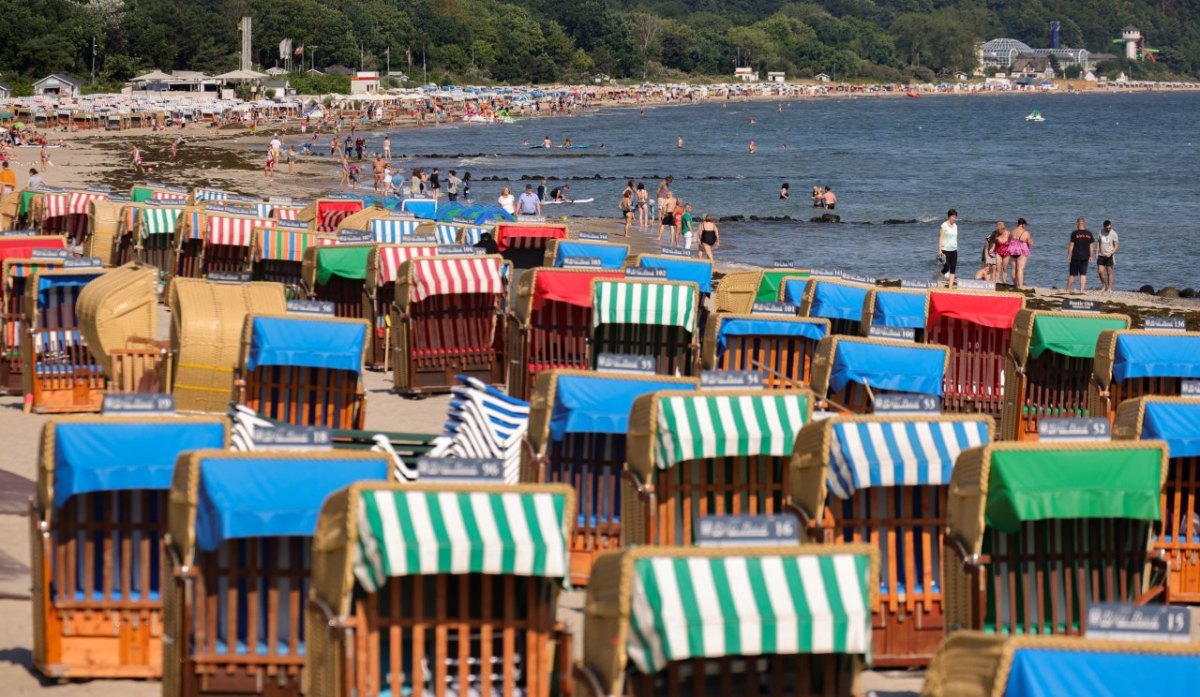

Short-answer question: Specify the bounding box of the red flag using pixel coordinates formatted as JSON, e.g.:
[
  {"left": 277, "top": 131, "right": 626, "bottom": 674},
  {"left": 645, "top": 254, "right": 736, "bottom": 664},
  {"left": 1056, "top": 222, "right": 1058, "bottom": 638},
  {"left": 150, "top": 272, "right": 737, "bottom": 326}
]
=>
[{"left": 294, "top": 45, "right": 305, "bottom": 56}]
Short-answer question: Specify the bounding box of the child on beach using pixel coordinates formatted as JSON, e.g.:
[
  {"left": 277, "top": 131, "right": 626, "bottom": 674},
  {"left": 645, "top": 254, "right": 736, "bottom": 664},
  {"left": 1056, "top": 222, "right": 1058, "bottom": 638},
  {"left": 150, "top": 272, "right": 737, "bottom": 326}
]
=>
[
  {"left": 680, "top": 204, "right": 695, "bottom": 250},
  {"left": 976, "top": 229, "right": 998, "bottom": 281}
]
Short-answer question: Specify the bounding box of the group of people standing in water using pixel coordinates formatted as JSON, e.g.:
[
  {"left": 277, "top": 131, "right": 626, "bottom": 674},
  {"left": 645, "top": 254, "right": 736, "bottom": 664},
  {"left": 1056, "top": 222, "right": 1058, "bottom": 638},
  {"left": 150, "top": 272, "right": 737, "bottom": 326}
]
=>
[{"left": 618, "top": 176, "right": 720, "bottom": 261}]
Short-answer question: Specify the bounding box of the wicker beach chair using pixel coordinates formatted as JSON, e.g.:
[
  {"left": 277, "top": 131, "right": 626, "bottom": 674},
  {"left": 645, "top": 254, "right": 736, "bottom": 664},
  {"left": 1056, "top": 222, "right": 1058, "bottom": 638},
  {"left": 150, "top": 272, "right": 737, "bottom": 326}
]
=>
[
  {"left": 790, "top": 414, "right": 993, "bottom": 666},
  {"left": 250, "top": 223, "right": 335, "bottom": 300},
  {"left": 860, "top": 287, "right": 929, "bottom": 341},
  {"left": 22, "top": 268, "right": 108, "bottom": 413},
  {"left": 163, "top": 450, "right": 391, "bottom": 697},
  {"left": 324, "top": 205, "right": 384, "bottom": 234},
  {"left": 623, "top": 388, "right": 812, "bottom": 546},
  {"left": 544, "top": 238, "right": 630, "bottom": 269},
  {"left": 575, "top": 545, "right": 877, "bottom": 697},
  {"left": 797, "top": 278, "right": 874, "bottom": 337},
  {"left": 84, "top": 198, "right": 124, "bottom": 264},
  {"left": 31, "top": 417, "right": 229, "bottom": 679},
  {"left": 130, "top": 183, "right": 188, "bottom": 204},
  {"left": 36, "top": 190, "right": 102, "bottom": 245},
  {"left": 299, "top": 196, "right": 365, "bottom": 233},
  {"left": 301, "top": 243, "right": 376, "bottom": 318},
  {"left": 363, "top": 244, "right": 439, "bottom": 369},
  {"left": 75, "top": 262, "right": 166, "bottom": 394},
  {"left": 306, "top": 482, "right": 576, "bottom": 697},
  {"left": 174, "top": 209, "right": 276, "bottom": 279},
  {"left": 437, "top": 220, "right": 492, "bottom": 245},
  {"left": 506, "top": 267, "right": 624, "bottom": 401},
  {"left": 235, "top": 313, "right": 369, "bottom": 429},
  {"left": 1090, "top": 330, "right": 1200, "bottom": 423},
  {"left": 494, "top": 220, "right": 568, "bottom": 268},
  {"left": 590, "top": 278, "right": 701, "bottom": 377},
  {"left": 525, "top": 370, "right": 699, "bottom": 584},
  {"left": 943, "top": 441, "right": 1168, "bottom": 637},
  {"left": 1115, "top": 397, "right": 1200, "bottom": 603},
  {"left": 627, "top": 253, "right": 714, "bottom": 339},
  {"left": 392, "top": 255, "right": 507, "bottom": 395},
  {"left": 0, "top": 238, "right": 67, "bottom": 392},
  {"left": 132, "top": 202, "right": 184, "bottom": 276},
  {"left": 701, "top": 313, "right": 829, "bottom": 388},
  {"left": 713, "top": 270, "right": 764, "bottom": 314},
  {"left": 1001, "top": 310, "right": 1130, "bottom": 441},
  {"left": 923, "top": 633, "right": 1200, "bottom": 697},
  {"left": 810, "top": 336, "right": 950, "bottom": 414},
  {"left": 366, "top": 213, "right": 424, "bottom": 242}
]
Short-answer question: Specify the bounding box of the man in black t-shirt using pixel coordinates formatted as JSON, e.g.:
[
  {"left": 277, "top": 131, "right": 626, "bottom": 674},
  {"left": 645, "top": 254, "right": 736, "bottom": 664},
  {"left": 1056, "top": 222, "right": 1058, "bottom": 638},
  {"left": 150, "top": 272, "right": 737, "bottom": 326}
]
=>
[{"left": 1066, "top": 217, "right": 1095, "bottom": 294}]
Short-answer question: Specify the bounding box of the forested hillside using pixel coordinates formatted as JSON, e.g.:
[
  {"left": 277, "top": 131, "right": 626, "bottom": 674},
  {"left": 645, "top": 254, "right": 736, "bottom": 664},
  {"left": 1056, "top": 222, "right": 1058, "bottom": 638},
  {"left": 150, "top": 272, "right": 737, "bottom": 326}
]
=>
[{"left": 1, "top": 0, "right": 1196, "bottom": 89}]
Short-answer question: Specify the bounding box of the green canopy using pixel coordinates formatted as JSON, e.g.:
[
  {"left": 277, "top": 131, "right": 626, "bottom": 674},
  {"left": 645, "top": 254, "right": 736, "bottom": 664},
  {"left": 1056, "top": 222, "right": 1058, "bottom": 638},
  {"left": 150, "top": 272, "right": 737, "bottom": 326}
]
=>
[
  {"left": 756, "top": 270, "right": 808, "bottom": 303},
  {"left": 1029, "top": 315, "right": 1127, "bottom": 359},
  {"left": 985, "top": 447, "right": 1162, "bottom": 533},
  {"left": 316, "top": 246, "right": 371, "bottom": 285},
  {"left": 130, "top": 187, "right": 153, "bottom": 203},
  {"left": 19, "top": 190, "right": 36, "bottom": 217}
]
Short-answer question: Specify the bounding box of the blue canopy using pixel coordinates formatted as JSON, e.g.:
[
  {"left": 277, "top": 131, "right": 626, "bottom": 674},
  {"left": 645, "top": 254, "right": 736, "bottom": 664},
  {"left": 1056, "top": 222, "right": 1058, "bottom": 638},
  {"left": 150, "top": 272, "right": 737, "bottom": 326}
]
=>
[
  {"left": 195, "top": 456, "right": 388, "bottom": 551},
  {"left": 1113, "top": 334, "right": 1200, "bottom": 382},
  {"left": 359, "top": 194, "right": 403, "bottom": 211},
  {"left": 246, "top": 317, "right": 366, "bottom": 373},
  {"left": 53, "top": 422, "right": 227, "bottom": 508},
  {"left": 550, "top": 375, "right": 696, "bottom": 441},
  {"left": 401, "top": 198, "right": 438, "bottom": 219},
  {"left": 553, "top": 241, "right": 628, "bottom": 269},
  {"left": 1003, "top": 648, "right": 1200, "bottom": 697},
  {"left": 782, "top": 280, "right": 807, "bottom": 305},
  {"left": 829, "top": 341, "right": 945, "bottom": 396},
  {"left": 637, "top": 257, "right": 713, "bottom": 293},
  {"left": 1141, "top": 401, "right": 1200, "bottom": 458},
  {"left": 871, "top": 289, "right": 928, "bottom": 329},
  {"left": 807, "top": 281, "right": 868, "bottom": 322},
  {"left": 38, "top": 271, "right": 104, "bottom": 300},
  {"left": 715, "top": 317, "right": 827, "bottom": 356}
]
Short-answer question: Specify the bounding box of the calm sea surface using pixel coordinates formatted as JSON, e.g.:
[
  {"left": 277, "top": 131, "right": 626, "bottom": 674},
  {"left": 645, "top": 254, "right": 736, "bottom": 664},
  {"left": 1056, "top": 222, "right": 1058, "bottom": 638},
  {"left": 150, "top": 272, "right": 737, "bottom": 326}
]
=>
[{"left": 371, "top": 91, "right": 1200, "bottom": 290}]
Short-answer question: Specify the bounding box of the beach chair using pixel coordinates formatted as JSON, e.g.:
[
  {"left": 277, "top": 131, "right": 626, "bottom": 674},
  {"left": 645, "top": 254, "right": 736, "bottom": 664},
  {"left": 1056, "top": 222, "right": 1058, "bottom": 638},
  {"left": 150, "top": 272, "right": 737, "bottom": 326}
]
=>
[
  {"left": 790, "top": 414, "right": 993, "bottom": 666},
  {"left": 0, "top": 240, "right": 67, "bottom": 393},
  {"left": 364, "top": 244, "right": 439, "bottom": 369},
  {"left": 22, "top": 269, "right": 108, "bottom": 413},
  {"left": 943, "top": 441, "right": 1168, "bottom": 637},
  {"left": 525, "top": 370, "right": 699, "bottom": 584},
  {"left": 924, "top": 290, "right": 1025, "bottom": 419},
  {"left": 924, "top": 632, "right": 1200, "bottom": 697},
  {"left": 626, "top": 253, "right": 714, "bottom": 339},
  {"left": 1115, "top": 397, "right": 1200, "bottom": 603},
  {"left": 422, "top": 375, "right": 529, "bottom": 483},
  {"left": 1001, "top": 310, "right": 1130, "bottom": 441},
  {"left": 623, "top": 389, "right": 812, "bottom": 546},
  {"left": 701, "top": 313, "right": 828, "bottom": 388},
  {"left": 590, "top": 278, "right": 701, "bottom": 377},
  {"left": 861, "top": 287, "right": 929, "bottom": 341},
  {"left": 575, "top": 545, "right": 876, "bottom": 697},
  {"left": 1090, "top": 329, "right": 1200, "bottom": 423},
  {"left": 306, "top": 482, "right": 576, "bottom": 697},
  {"left": 191, "top": 187, "right": 236, "bottom": 204},
  {"left": 31, "top": 417, "right": 228, "bottom": 679},
  {"left": 134, "top": 202, "right": 184, "bottom": 277},
  {"left": 506, "top": 267, "right": 624, "bottom": 401},
  {"left": 494, "top": 220, "right": 567, "bottom": 268},
  {"left": 34, "top": 191, "right": 87, "bottom": 241},
  {"left": 130, "top": 183, "right": 189, "bottom": 204},
  {"left": 797, "top": 278, "right": 873, "bottom": 336},
  {"left": 250, "top": 224, "right": 335, "bottom": 300},
  {"left": 85, "top": 198, "right": 125, "bottom": 264},
  {"left": 301, "top": 197, "right": 365, "bottom": 232},
  {"left": 164, "top": 450, "right": 391, "bottom": 697},
  {"left": 438, "top": 220, "right": 491, "bottom": 245},
  {"left": 544, "top": 238, "right": 630, "bottom": 269},
  {"left": 391, "top": 255, "right": 507, "bottom": 395},
  {"left": 302, "top": 244, "right": 375, "bottom": 318},
  {"left": 75, "top": 262, "right": 167, "bottom": 394},
  {"left": 201, "top": 212, "right": 273, "bottom": 275},
  {"left": 810, "top": 336, "right": 950, "bottom": 414},
  {"left": 367, "top": 214, "right": 423, "bottom": 242},
  {"left": 235, "top": 314, "right": 368, "bottom": 429},
  {"left": 714, "top": 269, "right": 810, "bottom": 315}
]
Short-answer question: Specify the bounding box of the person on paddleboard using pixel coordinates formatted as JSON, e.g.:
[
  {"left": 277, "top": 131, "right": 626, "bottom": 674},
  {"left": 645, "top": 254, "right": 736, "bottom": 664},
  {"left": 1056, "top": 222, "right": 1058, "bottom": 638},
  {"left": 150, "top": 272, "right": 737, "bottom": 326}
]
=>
[{"left": 549, "top": 184, "right": 570, "bottom": 202}]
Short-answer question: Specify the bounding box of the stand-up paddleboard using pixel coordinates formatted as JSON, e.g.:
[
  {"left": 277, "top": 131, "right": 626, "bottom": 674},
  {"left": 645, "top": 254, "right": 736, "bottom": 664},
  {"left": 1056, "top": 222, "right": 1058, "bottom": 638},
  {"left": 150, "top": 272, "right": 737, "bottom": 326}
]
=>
[
  {"left": 542, "top": 198, "right": 595, "bottom": 205},
  {"left": 527, "top": 144, "right": 593, "bottom": 149}
]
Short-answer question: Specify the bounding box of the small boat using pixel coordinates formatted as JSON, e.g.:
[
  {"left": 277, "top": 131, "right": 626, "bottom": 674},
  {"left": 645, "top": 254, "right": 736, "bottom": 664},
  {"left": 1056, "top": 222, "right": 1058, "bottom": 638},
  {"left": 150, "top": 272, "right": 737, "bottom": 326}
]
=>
[{"left": 1025, "top": 111, "right": 1045, "bottom": 122}]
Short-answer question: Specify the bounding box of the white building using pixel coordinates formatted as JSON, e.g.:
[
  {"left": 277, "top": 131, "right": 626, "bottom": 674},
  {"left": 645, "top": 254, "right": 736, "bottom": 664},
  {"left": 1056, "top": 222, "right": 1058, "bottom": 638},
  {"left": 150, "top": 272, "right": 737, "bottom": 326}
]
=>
[
  {"left": 980, "top": 38, "right": 1091, "bottom": 73},
  {"left": 350, "top": 71, "right": 381, "bottom": 94},
  {"left": 734, "top": 67, "right": 758, "bottom": 82},
  {"left": 766, "top": 71, "right": 786, "bottom": 83},
  {"left": 33, "top": 74, "right": 81, "bottom": 98}
]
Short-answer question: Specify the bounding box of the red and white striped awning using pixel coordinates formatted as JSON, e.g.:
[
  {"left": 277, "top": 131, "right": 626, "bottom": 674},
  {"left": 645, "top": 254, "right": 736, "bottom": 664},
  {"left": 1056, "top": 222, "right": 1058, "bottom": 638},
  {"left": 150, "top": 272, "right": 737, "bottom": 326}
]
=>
[
  {"left": 68, "top": 192, "right": 109, "bottom": 215},
  {"left": 317, "top": 201, "right": 363, "bottom": 232},
  {"left": 407, "top": 256, "right": 503, "bottom": 303},
  {"left": 39, "top": 193, "right": 68, "bottom": 219},
  {"left": 152, "top": 191, "right": 188, "bottom": 202},
  {"left": 273, "top": 207, "right": 300, "bottom": 221},
  {"left": 207, "top": 215, "right": 273, "bottom": 247},
  {"left": 377, "top": 245, "right": 438, "bottom": 285}
]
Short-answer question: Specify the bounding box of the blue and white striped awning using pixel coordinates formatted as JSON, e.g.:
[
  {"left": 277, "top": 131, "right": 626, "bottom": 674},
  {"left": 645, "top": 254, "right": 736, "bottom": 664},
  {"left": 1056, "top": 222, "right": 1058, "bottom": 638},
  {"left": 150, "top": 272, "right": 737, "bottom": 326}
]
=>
[
  {"left": 370, "top": 216, "right": 421, "bottom": 242},
  {"left": 827, "top": 419, "right": 989, "bottom": 498}
]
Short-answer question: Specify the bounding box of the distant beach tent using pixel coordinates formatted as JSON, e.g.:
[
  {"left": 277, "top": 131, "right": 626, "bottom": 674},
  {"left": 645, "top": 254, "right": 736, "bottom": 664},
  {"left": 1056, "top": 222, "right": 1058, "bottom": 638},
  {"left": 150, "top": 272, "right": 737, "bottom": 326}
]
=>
[
  {"left": 435, "top": 203, "right": 513, "bottom": 225},
  {"left": 214, "top": 69, "right": 268, "bottom": 82}
]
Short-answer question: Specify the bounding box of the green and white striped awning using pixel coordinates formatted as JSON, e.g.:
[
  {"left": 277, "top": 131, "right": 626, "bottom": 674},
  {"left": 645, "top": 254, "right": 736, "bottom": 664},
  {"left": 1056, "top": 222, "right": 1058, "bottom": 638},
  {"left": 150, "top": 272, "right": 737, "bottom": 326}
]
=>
[
  {"left": 592, "top": 280, "right": 698, "bottom": 331},
  {"left": 655, "top": 393, "right": 808, "bottom": 470},
  {"left": 353, "top": 489, "right": 570, "bottom": 592},
  {"left": 140, "top": 206, "right": 182, "bottom": 237},
  {"left": 628, "top": 552, "right": 871, "bottom": 674}
]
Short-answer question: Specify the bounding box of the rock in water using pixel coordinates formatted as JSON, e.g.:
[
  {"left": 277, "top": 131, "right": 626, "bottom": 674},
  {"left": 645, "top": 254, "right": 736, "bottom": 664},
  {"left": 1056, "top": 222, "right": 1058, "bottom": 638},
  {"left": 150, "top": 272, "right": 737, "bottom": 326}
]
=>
[
  {"left": 1139, "top": 284, "right": 1156, "bottom": 295},
  {"left": 1181, "top": 288, "right": 1196, "bottom": 298},
  {"left": 1159, "top": 286, "right": 1180, "bottom": 298},
  {"left": 811, "top": 213, "right": 840, "bottom": 223}
]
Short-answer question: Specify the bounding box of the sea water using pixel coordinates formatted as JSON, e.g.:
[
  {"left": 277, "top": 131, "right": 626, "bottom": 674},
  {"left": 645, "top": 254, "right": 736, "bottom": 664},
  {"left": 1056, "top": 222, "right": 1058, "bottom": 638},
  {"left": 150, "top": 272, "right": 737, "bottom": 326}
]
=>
[{"left": 372, "top": 91, "right": 1200, "bottom": 290}]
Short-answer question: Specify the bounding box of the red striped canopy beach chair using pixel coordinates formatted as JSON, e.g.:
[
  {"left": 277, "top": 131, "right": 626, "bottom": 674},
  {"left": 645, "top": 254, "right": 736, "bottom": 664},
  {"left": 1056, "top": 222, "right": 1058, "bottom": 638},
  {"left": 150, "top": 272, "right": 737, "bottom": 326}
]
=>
[{"left": 364, "top": 244, "right": 440, "bottom": 369}]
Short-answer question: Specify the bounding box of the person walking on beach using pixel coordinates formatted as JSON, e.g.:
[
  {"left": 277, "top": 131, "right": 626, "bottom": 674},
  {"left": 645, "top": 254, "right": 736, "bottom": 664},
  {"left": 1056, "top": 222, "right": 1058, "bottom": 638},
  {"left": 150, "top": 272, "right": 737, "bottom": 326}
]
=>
[
  {"left": 656, "top": 176, "right": 672, "bottom": 206},
  {"left": 0, "top": 162, "right": 15, "bottom": 193},
  {"left": 429, "top": 168, "right": 440, "bottom": 200},
  {"left": 657, "top": 189, "right": 677, "bottom": 242},
  {"left": 1008, "top": 218, "right": 1033, "bottom": 289},
  {"left": 461, "top": 171, "right": 472, "bottom": 203},
  {"left": 1096, "top": 220, "right": 1119, "bottom": 291},
  {"left": 935, "top": 209, "right": 959, "bottom": 286},
  {"left": 354, "top": 138, "right": 365, "bottom": 160},
  {"left": 698, "top": 215, "right": 719, "bottom": 261},
  {"left": 130, "top": 144, "right": 143, "bottom": 173},
  {"left": 976, "top": 227, "right": 998, "bottom": 281},
  {"left": 286, "top": 145, "right": 297, "bottom": 175},
  {"left": 27, "top": 168, "right": 44, "bottom": 190},
  {"left": 619, "top": 188, "right": 633, "bottom": 237},
  {"left": 1066, "top": 217, "right": 1095, "bottom": 294},
  {"left": 339, "top": 155, "right": 351, "bottom": 187},
  {"left": 636, "top": 183, "right": 649, "bottom": 228},
  {"left": 372, "top": 155, "right": 386, "bottom": 193},
  {"left": 329, "top": 136, "right": 338, "bottom": 157},
  {"left": 680, "top": 204, "right": 695, "bottom": 250},
  {"left": 383, "top": 136, "right": 392, "bottom": 162},
  {"left": 497, "top": 187, "right": 515, "bottom": 215},
  {"left": 517, "top": 184, "right": 541, "bottom": 218},
  {"left": 993, "top": 221, "right": 1011, "bottom": 284},
  {"left": 446, "top": 170, "right": 461, "bottom": 202}
]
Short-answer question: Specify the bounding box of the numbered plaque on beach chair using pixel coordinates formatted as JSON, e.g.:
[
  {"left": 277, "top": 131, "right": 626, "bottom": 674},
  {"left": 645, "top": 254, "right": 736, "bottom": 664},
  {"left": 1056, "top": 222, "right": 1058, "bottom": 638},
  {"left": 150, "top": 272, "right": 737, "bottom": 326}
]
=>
[
  {"left": 797, "top": 278, "right": 872, "bottom": 337},
  {"left": 302, "top": 244, "right": 375, "bottom": 318},
  {"left": 623, "top": 389, "right": 811, "bottom": 546},
  {"left": 1115, "top": 397, "right": 1200, "bottom": 603},
  {"left": 525, "top": 370, "right": 699, "bottom": 584},
  {"left": 790, "top": 414, "right": 993, "bottom": 666},
  {"left": 1091, "top": 330, "right": 1200, "bottom": 423},
  {"left": 925, "top": 632, "right": 1200, "bottom": 697},
  {"left": 702, "top": 314, "right": 828, "bottom": 388},
  {"left": 164, "top": 450, "right": 390, "bottom": 697},
  {"left": 507, "top": 268, "right": 624, "bottom": 400},
  {"left": 0, "top": 242, "right": 66, "bottom": 393},
  {"left": 590, "top": 278, "right": 701, "bottom": 377},
  {"left": 31, "top": 417, "right": 228, "bottom": 679},
  {"left": 392, "top": 255, "right": 506, "bottom": 394},
  {"left": 943, "top": 441, "right": 1168, "bottom": 637},
  {"left": 251, "top": 225, "right": 334, "bottom": 299},
  {"left": 201, "top": 212, "right": 273, "bottom": 276},
  {"left": 861, "top": 287, "right": 929, "bottom": 341},
  {"left": 544, "top": 238, "right": 630, "bottom": 269},
  {"left": 236, "top": 314, "right": 368, "bottom": 429},
  {"left": 134, "top": 203, "right": 183, "bottom": 276},
  {"left": 1001, "top": 310, "right": 1130, "bottom": 441},
  {"left": 810, "top": 336, "right": 949, "bottom": 414},
  {"left": 575, "top": 545, "right": 876, "bottom": 697},
  {"left": 307, "top": 482, "right": 576, "bottom": 697},
  {"left": 925, "top": 290, "right": 1024, "bottom": 419},
  {"left": 364, "top": 244, "right": 439, "bottom": 369},
  {"left": 23, "top": 269, "right": 108, "bottom": 413},
  {"left": 494, "top": 221, "right": 567, "bottom": 268}
]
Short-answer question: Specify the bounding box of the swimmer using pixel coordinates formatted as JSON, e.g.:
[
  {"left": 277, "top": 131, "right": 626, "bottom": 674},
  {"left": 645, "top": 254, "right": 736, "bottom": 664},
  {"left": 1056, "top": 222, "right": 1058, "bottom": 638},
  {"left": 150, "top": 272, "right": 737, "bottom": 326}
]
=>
[
  {"left": 542, "top": 136, "right": 552, "bottom": 148},
  {"left": 677, "top": 135, "right": 683, "bottom": 148},
  {"left": 562, "top": 137, "right": 573, "bottom": 147},
  {"left": 779, "top": 183, "right": 789, "bottom": 200},
  {"left": 748, "top": 140, "right": 757, "bottom": 154},
  {"left": 749, "top": 117, "right": 756, "bottom": 125}
]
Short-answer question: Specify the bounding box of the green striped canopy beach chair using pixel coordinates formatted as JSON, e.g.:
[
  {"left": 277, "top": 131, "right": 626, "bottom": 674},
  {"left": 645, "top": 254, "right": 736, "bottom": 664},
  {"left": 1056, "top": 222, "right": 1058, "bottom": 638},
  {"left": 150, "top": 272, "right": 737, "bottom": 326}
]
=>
[
  {"left": 133, "top": 203, "right": 184, "bottom": 277},
  {"left": 590, "top": 278, "right": 700, "bottom": 377},
  {"left": 624, "top": 389, "right": 812, "bottom": 546},
  {"left": 307, "top": 482, "right": 576, "bottom": 697},
  {"left": 575, "top": 545, "right": 877, "bottom": 697}
]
